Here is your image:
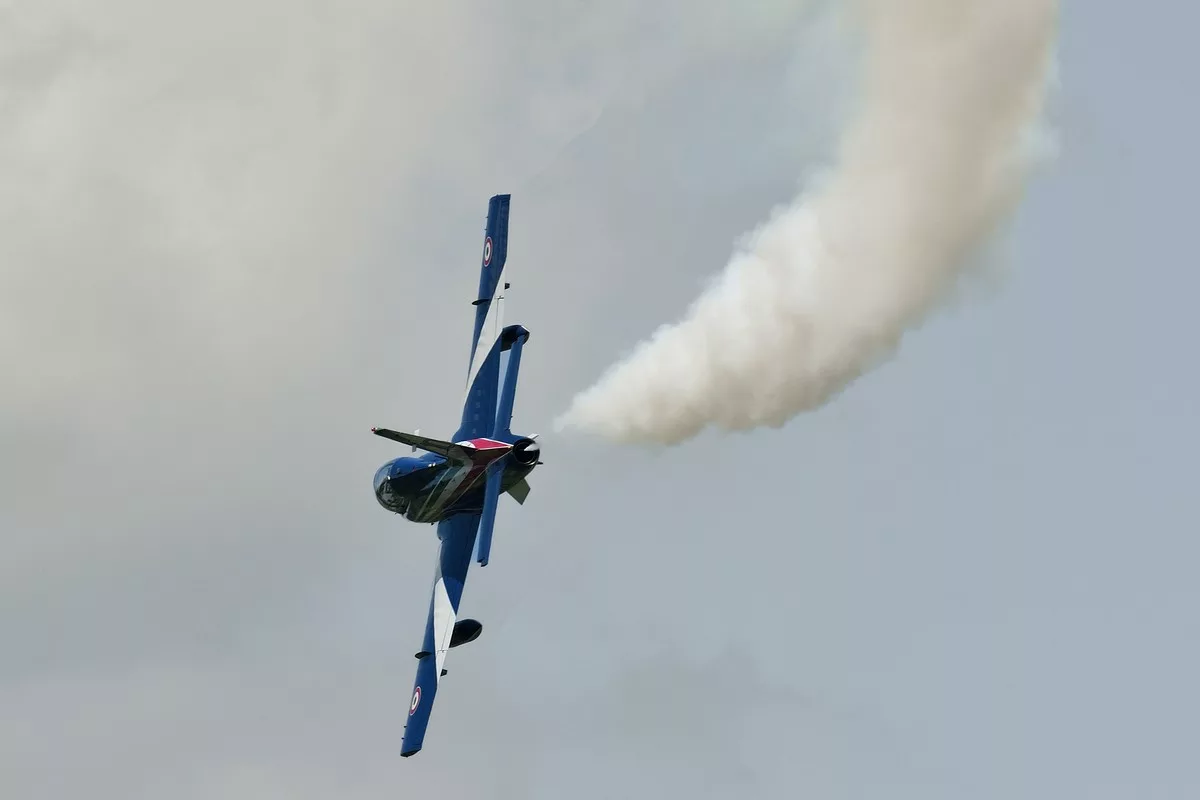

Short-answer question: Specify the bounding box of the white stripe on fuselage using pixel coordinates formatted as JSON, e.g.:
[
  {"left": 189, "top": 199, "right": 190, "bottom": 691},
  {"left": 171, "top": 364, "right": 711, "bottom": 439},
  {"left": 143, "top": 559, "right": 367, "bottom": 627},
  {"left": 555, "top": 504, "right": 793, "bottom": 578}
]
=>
[
  {"left": 410, "top": 443, "right": 510, "bottom": 522},
  {"left": 410, "top": 462, "right": 466, "bottom": 522},
  {"left": 420, "top": 463, "right": 474, "bottom": 519},
  {"left": 411, "top": 467, "right": 452, "bottom": 521}
]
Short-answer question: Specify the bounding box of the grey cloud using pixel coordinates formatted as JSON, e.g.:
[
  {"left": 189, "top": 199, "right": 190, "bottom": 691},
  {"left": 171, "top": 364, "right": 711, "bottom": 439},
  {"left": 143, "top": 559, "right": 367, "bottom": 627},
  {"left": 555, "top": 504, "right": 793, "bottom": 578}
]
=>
[{"left": 4, "top": 1, "right": 1199, "bottom": 798}]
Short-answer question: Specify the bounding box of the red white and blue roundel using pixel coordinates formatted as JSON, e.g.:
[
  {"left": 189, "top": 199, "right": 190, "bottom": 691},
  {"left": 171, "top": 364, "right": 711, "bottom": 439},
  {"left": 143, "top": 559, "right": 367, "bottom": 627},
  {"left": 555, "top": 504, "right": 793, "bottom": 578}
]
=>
[
  {"left": 482, "top": 236, "right": 493, "bottom": 267},
  {"left": 409, "top": 687, "right": 421, "bottom": 715}
]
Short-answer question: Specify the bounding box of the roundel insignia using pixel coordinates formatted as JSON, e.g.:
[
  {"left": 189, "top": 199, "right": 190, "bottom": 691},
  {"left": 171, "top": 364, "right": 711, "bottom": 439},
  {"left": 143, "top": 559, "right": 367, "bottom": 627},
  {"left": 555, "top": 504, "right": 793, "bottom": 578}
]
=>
[
  {"left": 482, "top": 237, "right": 493, "bottom": 266},
  {"left": 409, "top": 687, "right": 421, "bottom": 715}
]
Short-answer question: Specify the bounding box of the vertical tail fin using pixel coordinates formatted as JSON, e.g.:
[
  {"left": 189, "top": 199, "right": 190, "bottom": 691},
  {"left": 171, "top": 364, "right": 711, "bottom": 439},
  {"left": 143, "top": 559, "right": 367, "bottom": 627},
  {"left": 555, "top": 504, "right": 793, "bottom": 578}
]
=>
[
  {"left": 465, "top": 194, "right": 511, "bottom": 391},
  {"left": 493, "top": 325, "right": 527, "bottom": 440},
  {"left": 454, "top": 324, "right": 528, "bottom": 441}
]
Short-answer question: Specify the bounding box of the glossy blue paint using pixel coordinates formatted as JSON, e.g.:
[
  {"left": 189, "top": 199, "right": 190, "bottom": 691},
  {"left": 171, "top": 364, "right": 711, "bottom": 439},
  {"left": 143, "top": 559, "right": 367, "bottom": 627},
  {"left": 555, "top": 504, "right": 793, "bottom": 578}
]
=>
[
  {"left": 368, "top": 194, "right": 537, "bottom": 759},
  {"left": 401, "top": 512, "right": 479, "bottom": 757},
  {"left": 372, "top": 449, "right": 535, "bottom": 523}
]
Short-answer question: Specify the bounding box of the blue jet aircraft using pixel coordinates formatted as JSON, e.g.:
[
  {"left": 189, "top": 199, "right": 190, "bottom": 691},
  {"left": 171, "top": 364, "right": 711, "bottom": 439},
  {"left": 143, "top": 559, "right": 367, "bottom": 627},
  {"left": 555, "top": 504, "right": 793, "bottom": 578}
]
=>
[{"left": 370, "top": 194, "right": 540, "bottom": 758}]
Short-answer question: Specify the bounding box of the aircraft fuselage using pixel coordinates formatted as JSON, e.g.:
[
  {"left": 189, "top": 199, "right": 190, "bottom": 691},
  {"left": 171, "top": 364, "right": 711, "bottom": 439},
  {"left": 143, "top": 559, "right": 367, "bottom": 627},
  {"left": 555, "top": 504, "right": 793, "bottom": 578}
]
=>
[{"left": 373, "top": 449, "right": 535, "bottom": 524}]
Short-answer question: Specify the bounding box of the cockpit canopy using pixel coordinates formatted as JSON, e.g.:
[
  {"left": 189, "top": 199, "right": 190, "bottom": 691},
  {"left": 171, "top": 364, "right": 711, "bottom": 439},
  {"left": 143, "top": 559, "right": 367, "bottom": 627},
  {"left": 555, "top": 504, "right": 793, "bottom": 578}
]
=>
[
  {"left": 372, "top": 462, "right": 391, "bottom": 493},
  {"left": 373, "top": 457, "right": 432, "bottom": 493}
]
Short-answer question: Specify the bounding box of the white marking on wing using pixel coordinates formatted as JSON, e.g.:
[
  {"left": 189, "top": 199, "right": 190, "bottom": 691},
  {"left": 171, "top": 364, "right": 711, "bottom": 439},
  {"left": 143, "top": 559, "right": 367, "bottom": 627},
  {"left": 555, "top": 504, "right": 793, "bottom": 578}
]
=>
[
  {"left": 464, "top": 287, "right": 504, "bottom": 397},
  {"left": 432, "top": 577, "right": 456, "bottom": 682}
]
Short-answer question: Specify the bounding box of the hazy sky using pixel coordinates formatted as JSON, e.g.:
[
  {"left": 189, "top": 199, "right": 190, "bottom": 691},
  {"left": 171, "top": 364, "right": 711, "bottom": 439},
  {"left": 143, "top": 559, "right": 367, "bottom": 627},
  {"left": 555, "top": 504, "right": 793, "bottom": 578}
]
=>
[{"left": 3, "top": 1, "right": 1197, "bottom": 798}]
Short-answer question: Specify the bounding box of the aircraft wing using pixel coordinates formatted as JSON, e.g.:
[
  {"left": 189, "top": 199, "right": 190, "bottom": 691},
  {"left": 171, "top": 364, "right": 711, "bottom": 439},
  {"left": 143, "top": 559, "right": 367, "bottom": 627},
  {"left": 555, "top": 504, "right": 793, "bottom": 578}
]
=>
[
  {"left": 400, "top": 193, "right": 526, "bottom": 757},
  {"left": 400, "top": 333, "right": 517, "bottom": 757},
  {"left": 401, "top": 511, "right": 483, "bottom": 757}
]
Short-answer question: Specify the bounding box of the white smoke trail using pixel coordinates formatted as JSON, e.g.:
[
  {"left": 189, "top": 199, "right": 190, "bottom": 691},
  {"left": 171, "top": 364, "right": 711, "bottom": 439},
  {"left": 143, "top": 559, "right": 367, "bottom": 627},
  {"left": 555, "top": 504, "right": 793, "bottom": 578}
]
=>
[{"left": 556, "top": 0, "right": 1059, "bottom": 444}]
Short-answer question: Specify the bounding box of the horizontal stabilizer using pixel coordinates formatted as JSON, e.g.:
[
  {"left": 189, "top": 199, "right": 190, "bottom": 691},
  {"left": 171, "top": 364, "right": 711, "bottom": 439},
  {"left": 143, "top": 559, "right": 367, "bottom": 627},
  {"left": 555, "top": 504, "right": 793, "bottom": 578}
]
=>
[
  {"left": 371, "top": 428, "right": 471, "bottom": 462},
  {"left": 507, "top": 478, "right": 531, "bottom": 505}
]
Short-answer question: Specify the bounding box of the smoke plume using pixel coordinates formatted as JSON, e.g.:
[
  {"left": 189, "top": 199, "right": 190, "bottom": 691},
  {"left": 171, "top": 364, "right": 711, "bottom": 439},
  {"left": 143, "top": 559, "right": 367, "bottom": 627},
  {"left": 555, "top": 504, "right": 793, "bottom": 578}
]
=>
[{"left": 556, "top": 0, "right": 1059, "bottom": 444}]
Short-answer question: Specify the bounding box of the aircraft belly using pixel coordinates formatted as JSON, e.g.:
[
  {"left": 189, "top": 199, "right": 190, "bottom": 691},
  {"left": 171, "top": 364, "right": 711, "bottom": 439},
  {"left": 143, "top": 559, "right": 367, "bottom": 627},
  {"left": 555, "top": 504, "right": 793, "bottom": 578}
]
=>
[
  {"left": 442, "top": 464, "right": 534, "bottom": 515},
  {"left": 407, "top": 463, "right": 474, "bottom": 523},
  {"left": 400, "top": 461, "right": 535, "bottom": 523}
]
